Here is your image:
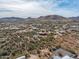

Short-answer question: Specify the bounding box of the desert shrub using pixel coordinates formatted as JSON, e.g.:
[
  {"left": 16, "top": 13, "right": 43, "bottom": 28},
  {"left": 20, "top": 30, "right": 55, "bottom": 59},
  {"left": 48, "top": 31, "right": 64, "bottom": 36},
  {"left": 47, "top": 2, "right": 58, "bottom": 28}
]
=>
[{"left": 0, "top": 50, "right": 9, "bottom": 56}]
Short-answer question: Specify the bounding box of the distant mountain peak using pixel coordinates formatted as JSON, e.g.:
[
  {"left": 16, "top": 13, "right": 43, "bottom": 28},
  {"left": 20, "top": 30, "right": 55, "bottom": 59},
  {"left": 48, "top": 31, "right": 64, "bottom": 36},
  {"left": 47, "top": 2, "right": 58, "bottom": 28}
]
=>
[
  {"left": 38, "top": 15, "right": 67, "bottom": 20},
  {"left": 69, "top": 16, "right": 79, "bottom": 20},
  {"left": 0, "top": 15, "right": 70, "bottom": 22}
]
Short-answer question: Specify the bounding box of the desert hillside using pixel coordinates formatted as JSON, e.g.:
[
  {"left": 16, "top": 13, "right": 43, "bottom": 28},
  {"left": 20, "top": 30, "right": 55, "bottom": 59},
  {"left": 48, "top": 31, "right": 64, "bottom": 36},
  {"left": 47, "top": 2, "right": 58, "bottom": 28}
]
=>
[{"left": 0, "top": 15, "right": 79, "bottom": 59}]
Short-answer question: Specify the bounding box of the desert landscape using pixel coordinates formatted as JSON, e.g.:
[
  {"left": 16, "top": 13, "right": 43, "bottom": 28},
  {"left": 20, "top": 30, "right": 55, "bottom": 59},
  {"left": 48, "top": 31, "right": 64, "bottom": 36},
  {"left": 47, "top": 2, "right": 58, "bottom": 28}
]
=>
[
  {"left": 0, "top": 0, "right": 79, "bottom": 59},
  {"left": 0, "top": 15, "right": 79, "bottom": 59}
]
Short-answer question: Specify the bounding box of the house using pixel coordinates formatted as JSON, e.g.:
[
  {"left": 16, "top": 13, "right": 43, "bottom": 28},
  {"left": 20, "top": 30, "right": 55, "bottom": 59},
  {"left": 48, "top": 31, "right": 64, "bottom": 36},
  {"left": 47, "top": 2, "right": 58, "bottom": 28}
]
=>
[
  {"left": 16, "top": 55, "right": 40, "bottom": 59},
  {"left": 64, "top": 24, "right": 79, "bottom": 31},
  {"left": 62, "top": 55, "right": 74, "bottom": 59},
  {"left": 16, "top": 56, "right": 25, "bottom": 59},
  {"left": 49, "top": 48, "right": 77, "bottom": 59},
  {"left": 52, "top": 55, "right": 74, "bottom": 59},
  {"left": 38, "top": 32, "right": 48, "bottom": 36},
  {"left": 38, "top": 29, "right": 48, "bottom": 36},
  {"left": 53, "top": 48, "right": 75, "bottom": 57}
]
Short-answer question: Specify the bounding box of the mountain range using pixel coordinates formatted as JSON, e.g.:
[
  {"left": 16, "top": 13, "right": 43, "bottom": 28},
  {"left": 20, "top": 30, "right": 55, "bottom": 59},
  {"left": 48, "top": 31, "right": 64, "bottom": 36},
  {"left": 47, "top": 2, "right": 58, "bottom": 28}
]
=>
[{"left": 0, "top": 15, "right": 79, "bottom": 22}]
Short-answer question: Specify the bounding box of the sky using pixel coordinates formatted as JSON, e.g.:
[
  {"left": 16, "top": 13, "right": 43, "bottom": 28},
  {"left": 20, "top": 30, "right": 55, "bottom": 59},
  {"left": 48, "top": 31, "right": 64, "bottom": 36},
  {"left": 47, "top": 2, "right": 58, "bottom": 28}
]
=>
[{"left": 0, "top": 0, "right": 79, "bottom": 17}]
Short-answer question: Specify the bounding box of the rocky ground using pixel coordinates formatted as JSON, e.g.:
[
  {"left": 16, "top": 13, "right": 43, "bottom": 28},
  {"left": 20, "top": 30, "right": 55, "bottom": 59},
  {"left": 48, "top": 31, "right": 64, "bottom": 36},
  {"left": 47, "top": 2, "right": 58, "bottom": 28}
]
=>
[{"left": 0, "top": 15, "right": 79, "bottom": 59}]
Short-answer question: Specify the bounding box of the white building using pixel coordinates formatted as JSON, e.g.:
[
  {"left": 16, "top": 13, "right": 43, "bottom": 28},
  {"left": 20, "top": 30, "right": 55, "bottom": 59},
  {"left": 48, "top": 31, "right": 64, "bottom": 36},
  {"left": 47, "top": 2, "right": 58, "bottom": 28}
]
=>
[
  {"left": 50, "top": 48, "right": 77, "bottom": 59},
  {"left": 53, "top": 55, "right": 74, "bottom": 59},
  {"left": 16, "top": 56, "right": 25, "bottom": 59}
]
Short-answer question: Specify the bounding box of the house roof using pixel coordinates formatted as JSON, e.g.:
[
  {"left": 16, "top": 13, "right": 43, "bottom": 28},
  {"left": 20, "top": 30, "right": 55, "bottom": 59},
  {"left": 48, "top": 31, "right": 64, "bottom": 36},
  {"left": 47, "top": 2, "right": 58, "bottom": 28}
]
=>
[
  {"left": 62, "top": 55, "right": 74, "bottom": 59},
  {"left": 16, "top": 56, "right": 25, "bottom": 59},
  {"left": 53, "top": 48, "right": 75, "bottom": 57}
]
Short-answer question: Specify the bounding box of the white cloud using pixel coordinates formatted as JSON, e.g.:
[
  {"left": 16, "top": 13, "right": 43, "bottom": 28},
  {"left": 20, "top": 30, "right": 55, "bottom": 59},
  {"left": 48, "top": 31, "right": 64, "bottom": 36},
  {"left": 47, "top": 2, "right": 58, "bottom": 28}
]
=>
[
  {"left": 0, "top": 0, "right": 79, "bottom": 17},
  {"left": 0, "top": 0, "right": 53, "bottom": 17}
]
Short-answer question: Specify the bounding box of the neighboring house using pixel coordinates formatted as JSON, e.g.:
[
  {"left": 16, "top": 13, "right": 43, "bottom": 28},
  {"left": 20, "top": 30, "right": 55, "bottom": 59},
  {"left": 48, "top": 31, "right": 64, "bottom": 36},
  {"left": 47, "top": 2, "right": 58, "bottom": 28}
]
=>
[
  {"left": 49, "top": 48, "right": 77, "bottom": 59},
  {"left": 53, "top": 56, "right": 61, "bottom": 59},
  {"left": 38, "top": 32, "right": 48, "bottom": 36},
  {"left": 16, "top": 56, "right": 25, "bottom": 59},
  {"left": 53, "top": 55, "right": 74, "bottom": 59},
  {"left": 62, "top": 55, "right": 74, "bottom": 59},
  {"left": 64, "top": 24, "right": 79, "bottom": 31},
  {"left": 53, "top": 48, "right": 75, "bottom": 57},
  {"left": 16, "top": 55, "right": 40, "bottom": 59}
]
